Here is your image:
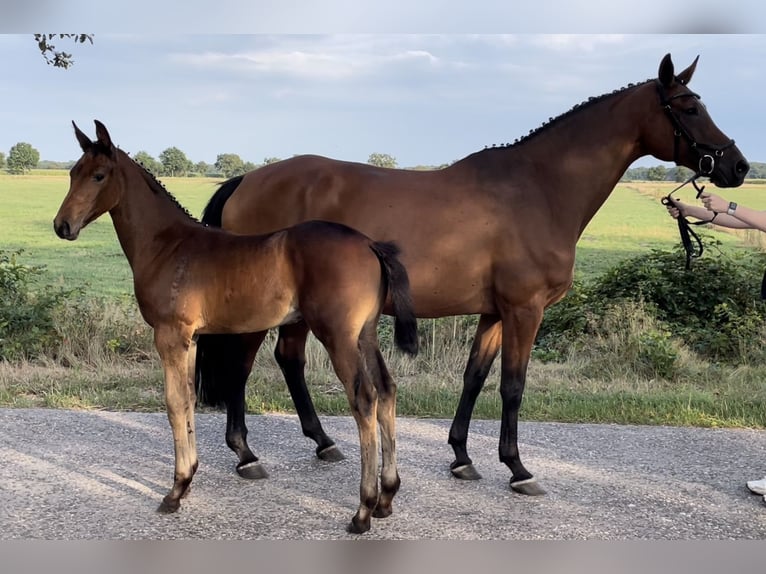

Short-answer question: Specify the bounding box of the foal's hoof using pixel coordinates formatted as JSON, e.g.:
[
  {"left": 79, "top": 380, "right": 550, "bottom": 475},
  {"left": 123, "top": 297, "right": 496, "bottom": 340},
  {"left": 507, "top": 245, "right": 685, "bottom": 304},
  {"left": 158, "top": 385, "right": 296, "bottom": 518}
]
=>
[
  {"left": 346, "top": 516, "right": 371, "bottom": 535},
  {"left": 450, "top": 463, "right": 482, "bottom": 481},
  {"left": 317, "top": 444, "right": 346, "bottom": 462},
  {"left": 157, "top": 497, "right": 181, "bottom": 514},
  {"left": 372, "top": 505, "right": 393, "bottom": 519},
  {"left": 236, "top": 461, "right": 269, "bottom": 480},
  {"left": 510, "top": 477, "right": 547, "bottom": 496}
]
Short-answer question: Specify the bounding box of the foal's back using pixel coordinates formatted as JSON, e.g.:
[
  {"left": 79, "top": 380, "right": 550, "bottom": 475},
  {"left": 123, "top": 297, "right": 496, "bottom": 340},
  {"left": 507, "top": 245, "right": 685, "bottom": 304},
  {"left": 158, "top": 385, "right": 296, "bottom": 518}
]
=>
[{"left": 154, "top": 220, "right": 386, "bottom": 337}]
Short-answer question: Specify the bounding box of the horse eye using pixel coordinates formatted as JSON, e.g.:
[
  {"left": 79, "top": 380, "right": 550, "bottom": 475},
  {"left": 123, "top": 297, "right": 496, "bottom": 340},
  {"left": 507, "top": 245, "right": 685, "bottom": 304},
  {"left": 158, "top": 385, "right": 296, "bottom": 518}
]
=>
[
  {"left": 685, "top": 107, "right": 699, "bottom": 116},
  {"left": 93, "top": 173, "right": 105, "bottom": 182}
]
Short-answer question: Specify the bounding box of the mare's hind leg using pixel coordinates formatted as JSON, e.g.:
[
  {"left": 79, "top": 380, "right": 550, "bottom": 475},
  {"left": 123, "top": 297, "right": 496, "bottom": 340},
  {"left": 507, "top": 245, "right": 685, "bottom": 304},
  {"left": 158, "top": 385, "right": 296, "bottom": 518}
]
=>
[
  {"left": 155, "top": 325, "right": 199, "bottom": 513},
  {"left": 275, "top": 322, "right": 343, "bottom": 462},
  {"left": 497, "top": 305, "right": 546, "bottom": 496},
  {"left": 226, "top": 331, "right": 269, "bottom": 479},
  {"left": 448, "top": 314, "right": 502, "bottom": 480},
  {"left": 363, "top": 339, "right": 400, "bottom": 519}
]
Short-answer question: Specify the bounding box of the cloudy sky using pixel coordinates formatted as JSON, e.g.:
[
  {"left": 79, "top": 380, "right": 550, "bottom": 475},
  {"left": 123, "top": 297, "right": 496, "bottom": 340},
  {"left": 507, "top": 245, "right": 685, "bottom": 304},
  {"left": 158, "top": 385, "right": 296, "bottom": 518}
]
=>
[{"left": 2, "top": 33, "right": 765, "bottom": 168}]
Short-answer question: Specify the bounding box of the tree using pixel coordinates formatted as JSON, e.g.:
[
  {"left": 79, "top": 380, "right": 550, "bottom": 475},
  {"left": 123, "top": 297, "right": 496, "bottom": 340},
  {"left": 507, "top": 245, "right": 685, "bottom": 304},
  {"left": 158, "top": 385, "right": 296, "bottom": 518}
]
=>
[
  {"left": 0, "top": 151, "right": 5, "bottom": 170},
  {"left": 133, "top": 150, "right": 162, "bottom": 175},
  {"left": 159, "top": 147, "right": 192, "bottom": 177},
  {"left": 645, "top": 165, "right": 668, "bottom": 181},
  {"left": 215, "top": 153, "right": 245, "bottom": 178},
  {"left": 195, "top": 161, "right": 210, "bottom": 176},
  {"left": 262, "top": 157, "right": 281, "bottom": 166},
  {"left": 34, "top": 34, "right": 94, "bottom": 69},
  {"left": 7, "top": 142, "right": 40, "bottom": 174},
  {"left": 367, "top": 153, "right": 397, "bottom": 169}
]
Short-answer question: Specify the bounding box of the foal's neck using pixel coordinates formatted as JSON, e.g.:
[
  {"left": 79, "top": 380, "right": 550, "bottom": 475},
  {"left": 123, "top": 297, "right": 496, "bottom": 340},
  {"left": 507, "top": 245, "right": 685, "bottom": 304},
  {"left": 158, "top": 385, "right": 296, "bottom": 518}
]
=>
[{"left": 109, "top": 151, "right": 199, "bottom": 271}]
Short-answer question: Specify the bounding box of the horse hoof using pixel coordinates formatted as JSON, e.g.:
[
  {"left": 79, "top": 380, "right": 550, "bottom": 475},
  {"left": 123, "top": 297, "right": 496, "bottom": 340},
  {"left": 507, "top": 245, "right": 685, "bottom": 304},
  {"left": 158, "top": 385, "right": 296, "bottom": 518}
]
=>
[
  {"left": 317, "top": 444, "right": 346, "bottom": 462},
  {"left": 450, "top": 463, "right": 482, "bottom": 481},
  {"left": 510, "top": 477, "right": 547, "bottom": 496},
  {"left": 237, "top": 461, "right": 269, "bottom": 480},
  {"left": 157, "top": 497, "right": 180, "bottom": 514},
  {"left": 373, "top": 505, "right": 393, "bottom": 519},
  {"left": 346, "top": 517, "right": 371, "bottom": 535}
]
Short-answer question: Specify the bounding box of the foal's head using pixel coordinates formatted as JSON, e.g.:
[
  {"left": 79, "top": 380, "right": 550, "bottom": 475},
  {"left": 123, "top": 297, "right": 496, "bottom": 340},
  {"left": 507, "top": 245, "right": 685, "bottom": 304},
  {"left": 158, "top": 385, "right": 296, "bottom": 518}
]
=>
[{"left": 54, "top": 120, "right": 121, "bottom": 241}]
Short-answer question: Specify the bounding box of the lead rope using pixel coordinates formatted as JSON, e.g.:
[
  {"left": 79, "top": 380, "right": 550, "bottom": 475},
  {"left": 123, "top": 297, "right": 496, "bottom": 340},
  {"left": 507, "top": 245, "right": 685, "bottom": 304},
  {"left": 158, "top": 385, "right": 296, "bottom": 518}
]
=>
[{"left": 660, "top": 173, "right": 713, "bottom": 270}]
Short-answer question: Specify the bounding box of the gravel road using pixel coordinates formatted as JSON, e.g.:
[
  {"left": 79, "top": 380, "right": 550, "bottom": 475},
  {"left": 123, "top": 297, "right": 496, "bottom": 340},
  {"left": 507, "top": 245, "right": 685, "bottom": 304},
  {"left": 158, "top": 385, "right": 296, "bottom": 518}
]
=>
[{"left": 1, "top": 408, "right": 765, "bottom": 539}]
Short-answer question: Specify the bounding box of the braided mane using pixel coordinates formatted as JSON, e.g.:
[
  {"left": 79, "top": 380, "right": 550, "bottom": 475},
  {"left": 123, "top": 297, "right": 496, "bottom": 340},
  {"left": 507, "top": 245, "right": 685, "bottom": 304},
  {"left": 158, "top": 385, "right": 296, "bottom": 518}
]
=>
[
  {"left": 479, "top": 78, "right": 652, "bottom": 153},
  {"left": 126, "top": 151, "right": 203, "bottom": 225}
]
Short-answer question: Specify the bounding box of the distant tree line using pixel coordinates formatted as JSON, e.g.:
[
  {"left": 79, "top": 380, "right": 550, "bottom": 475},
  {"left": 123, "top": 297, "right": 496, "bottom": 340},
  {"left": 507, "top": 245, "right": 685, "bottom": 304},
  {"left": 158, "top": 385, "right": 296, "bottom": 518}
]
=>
[
  {"left": 5, "top": 141, "right": 765, "bottom": 179},
  {"left": 622, "top": 163, "right": 766, "bottom": 181}
]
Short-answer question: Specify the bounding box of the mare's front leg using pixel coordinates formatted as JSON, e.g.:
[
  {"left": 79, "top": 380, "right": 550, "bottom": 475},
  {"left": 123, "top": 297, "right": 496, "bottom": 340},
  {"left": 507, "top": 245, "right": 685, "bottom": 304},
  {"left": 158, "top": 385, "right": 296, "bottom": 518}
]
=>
[
  {"left": 275, "top": 322, "right": 344, "bottom": 461},
  {"left": 448, "top": 314, "right": 502, "bottom": 480},
  {"left": 226, "top": 331, "right": 269, "bottom": 479},
  {"left": 155, "top": 324, "right": 199, "bottom": 513},
  {"left": 498, "top": 305, "right": 546, "bottom": 496}
]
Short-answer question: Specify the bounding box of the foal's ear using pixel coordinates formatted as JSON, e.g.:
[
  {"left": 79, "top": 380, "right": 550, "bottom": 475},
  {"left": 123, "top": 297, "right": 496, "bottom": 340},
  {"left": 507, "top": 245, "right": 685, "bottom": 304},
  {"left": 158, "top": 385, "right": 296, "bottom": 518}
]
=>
[
  {"left": 94, "top": 120, "right": 115, "bottom": 154},
  {"left": 675, "top": 55, "right": 699, "bottom": 86},
  {"left": 72, "top": 121, "right": 93, "bottom": 152}
]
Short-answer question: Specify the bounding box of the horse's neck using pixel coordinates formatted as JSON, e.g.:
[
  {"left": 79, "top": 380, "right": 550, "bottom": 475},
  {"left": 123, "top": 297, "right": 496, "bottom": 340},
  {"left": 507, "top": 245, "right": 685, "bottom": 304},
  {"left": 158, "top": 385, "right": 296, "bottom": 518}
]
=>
[
  {"left": 109, "top": 157, "right": 194, "bottom": 271},
  {"left": 515, "top": 85, "right": 649, "bottom": 237}
]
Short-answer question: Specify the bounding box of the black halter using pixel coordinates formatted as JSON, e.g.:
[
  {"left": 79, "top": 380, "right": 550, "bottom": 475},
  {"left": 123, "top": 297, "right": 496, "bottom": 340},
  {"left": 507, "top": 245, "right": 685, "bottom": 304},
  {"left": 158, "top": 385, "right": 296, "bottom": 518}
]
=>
[
  {"left": 655, "top": 79, "right": 736, "bottom": 177},
  {"left": 657, "top": 79, "right": 736, "bottom": 269}
]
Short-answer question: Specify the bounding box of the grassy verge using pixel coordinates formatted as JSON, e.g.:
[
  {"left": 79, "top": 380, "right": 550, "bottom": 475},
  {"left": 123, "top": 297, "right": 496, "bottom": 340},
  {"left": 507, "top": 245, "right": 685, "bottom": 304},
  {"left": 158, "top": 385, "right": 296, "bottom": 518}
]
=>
[
  {"left": 2, "top": 176, "right": 766, "bottom": 428},
  {"left": 2, "top": 334, "right": 765, "bottom": 429}
]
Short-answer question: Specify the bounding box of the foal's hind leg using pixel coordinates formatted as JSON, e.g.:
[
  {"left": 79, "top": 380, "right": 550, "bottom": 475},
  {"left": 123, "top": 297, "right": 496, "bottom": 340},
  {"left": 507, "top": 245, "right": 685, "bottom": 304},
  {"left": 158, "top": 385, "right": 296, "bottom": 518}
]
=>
[
  {"left": 321, "top": 334, "right": 379, "bottom": 534},
  {"left": 226, "top": 331, "right": 269, "bottom": 479},
  {"left": 448, "top": 314, "right": 502, "bottom": 481},
  {"left": 275, "top": 322, "right": 343, "bottom": 461},
  {"left": 364, "top": 341, "right": 400, "bottom": 519}
]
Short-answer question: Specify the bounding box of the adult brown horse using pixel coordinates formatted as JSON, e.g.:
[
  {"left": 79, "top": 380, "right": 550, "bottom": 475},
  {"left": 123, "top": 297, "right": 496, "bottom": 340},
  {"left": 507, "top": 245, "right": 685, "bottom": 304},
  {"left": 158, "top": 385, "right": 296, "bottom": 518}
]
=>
[
  {"left": 53, "top": 120, "right": 418, "bottom": 534},
  {"left": 196, "top": 53, "right": 749, "bottom": 495}
]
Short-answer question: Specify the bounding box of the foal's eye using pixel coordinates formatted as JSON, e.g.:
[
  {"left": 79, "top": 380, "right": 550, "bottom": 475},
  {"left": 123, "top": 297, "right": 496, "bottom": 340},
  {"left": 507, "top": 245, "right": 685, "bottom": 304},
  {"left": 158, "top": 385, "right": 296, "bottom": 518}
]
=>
[{"left": 93, "top": 173, "right": 105, "bottom": 182}]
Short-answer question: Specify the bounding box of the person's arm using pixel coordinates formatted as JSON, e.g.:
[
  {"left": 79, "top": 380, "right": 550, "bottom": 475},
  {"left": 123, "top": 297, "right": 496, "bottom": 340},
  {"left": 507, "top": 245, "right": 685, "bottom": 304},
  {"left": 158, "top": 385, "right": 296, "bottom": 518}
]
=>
[
  {"left": 699, "top": 192, "right": 766, "bottom": 232},
  {"left": 666, "top": 193, "right": 765, "bottom": 230}
]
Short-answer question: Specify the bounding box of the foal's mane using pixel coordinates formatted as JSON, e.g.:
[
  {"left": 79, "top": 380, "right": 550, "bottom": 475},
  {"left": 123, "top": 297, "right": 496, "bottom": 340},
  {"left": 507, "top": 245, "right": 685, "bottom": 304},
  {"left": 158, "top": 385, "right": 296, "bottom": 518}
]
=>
[
  {"left": 122, "top": 150, "right": 203, "bottom": 225},
  {"left": 477, "top": 77, "right": 653, "bottom": 154}
]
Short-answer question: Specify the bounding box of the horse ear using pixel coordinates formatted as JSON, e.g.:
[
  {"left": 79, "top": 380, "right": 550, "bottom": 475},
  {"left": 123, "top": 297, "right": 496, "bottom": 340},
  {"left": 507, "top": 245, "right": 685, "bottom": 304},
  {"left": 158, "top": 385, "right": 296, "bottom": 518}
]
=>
[
  {"left": 658, "top": 53, "right": 675, "bottom": 88},
  {"left": 675, "top": 55, "right": 699, "bottom": 86},
  {"left": 93, "top": 120, "right": 115, "bottom": 155},
  {"left": 72, "top": 121, "right": 93, "bottom": 152}
]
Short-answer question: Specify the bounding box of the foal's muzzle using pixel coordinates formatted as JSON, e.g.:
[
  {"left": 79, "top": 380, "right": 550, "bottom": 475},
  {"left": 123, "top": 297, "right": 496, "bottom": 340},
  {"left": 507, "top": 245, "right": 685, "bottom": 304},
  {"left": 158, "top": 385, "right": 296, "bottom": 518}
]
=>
[{"left": 53, "top": 220, "right": 77, "bottom": 241}]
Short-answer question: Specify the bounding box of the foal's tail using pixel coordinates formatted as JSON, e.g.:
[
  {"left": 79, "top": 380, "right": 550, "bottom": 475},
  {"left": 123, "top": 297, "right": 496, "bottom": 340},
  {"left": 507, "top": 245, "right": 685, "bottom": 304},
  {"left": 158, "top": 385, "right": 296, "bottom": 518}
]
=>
[
  {"left": 195, "top": 175, "right": 247, "bottom": 408},
  {"left": 369, "top": 241, "right": 419, "bottom": 356}
]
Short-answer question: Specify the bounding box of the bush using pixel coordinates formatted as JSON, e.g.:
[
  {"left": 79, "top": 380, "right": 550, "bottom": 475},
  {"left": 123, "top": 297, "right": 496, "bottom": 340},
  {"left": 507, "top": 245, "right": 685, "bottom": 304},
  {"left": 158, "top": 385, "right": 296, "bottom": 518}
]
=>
[
  {"left": 537, "top": 245, "right": 766, "bottom": 366},
  {"left": 0, "top": 250, "right": 78, "bottom": 361}
]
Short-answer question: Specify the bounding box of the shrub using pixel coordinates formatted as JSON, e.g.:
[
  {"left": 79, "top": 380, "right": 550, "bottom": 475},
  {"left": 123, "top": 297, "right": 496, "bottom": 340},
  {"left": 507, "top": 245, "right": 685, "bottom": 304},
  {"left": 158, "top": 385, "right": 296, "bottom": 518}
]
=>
[
  {"left": 536, "top": 245, "right": 766, "bottom": 366},
  {"left": 0, "top": 250, "right": 78, "bottom": 361}
]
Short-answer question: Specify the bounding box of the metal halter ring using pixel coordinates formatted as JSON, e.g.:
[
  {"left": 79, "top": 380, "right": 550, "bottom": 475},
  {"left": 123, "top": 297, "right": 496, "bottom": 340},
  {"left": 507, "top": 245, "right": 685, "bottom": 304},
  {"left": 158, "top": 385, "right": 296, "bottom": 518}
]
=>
[{"left": 698, "top": 154, "right": 715, "bottom": 175}]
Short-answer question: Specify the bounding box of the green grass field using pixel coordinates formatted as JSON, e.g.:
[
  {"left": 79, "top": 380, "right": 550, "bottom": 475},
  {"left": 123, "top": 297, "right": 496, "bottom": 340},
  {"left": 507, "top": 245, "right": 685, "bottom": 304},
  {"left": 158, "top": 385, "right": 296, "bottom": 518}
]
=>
[
  {"left": 0, "top": 171, "right": 223, "bottom": 297},
  {"left": 3, "top": 172, "right": 766, "bottom": 428},
  {"left": 2, "top": 171, "right": 763, "bottom": 296}
]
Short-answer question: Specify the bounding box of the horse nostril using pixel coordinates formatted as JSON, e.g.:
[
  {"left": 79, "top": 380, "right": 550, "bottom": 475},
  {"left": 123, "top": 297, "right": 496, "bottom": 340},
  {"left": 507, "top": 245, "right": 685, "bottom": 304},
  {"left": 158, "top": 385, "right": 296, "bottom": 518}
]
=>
[
  {"left": 54, "top": 220, "right": 70, "bottom": 239},
  {"left": 736, "top": 159, "right": 750, "bottom": 176}
]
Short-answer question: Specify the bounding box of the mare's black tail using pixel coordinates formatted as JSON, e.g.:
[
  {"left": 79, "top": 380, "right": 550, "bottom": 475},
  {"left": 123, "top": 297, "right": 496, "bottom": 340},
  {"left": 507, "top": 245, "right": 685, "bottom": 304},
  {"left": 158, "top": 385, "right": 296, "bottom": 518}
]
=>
[
  {"left": 369, "top": 241, "right": 419, "bottom": 356},
  {"left": 195, "top": 175, "right": 246, "bottom": 408}
]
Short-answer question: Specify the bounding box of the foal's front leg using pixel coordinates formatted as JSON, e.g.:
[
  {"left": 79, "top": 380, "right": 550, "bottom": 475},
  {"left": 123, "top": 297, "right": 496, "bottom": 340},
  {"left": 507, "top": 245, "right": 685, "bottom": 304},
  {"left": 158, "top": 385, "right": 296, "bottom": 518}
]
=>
[{"left": 155, "top": 325, "right": 199, "bottom": 513}]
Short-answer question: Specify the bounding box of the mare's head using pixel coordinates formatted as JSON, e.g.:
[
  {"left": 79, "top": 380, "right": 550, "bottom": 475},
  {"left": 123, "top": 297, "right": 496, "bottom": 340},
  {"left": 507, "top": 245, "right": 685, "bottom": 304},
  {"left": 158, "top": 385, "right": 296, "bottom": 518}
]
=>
[
  {"left": 643, "top": 53, "right": 748, "bottom": 187},
  {"left": 54, "top": 120, "right": 121, "bottom": 240}
]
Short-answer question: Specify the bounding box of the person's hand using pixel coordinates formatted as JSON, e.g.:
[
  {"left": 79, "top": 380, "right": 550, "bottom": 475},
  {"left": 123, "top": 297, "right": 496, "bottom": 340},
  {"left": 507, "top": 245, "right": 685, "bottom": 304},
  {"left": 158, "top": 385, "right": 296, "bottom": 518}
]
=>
[
  {"left": 666, "top": 198, "right": 684, "bottom": 219},
  {"left": 699, "top": 192, "right": 727, "bottom": 213}
]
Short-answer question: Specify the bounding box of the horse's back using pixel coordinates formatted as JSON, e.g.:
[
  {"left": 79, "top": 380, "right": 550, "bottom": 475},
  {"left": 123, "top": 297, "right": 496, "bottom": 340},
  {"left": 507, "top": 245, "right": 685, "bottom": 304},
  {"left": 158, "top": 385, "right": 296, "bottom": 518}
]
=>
[{"left": 221, "top": 155, "right": 466, "bottom": 238}]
